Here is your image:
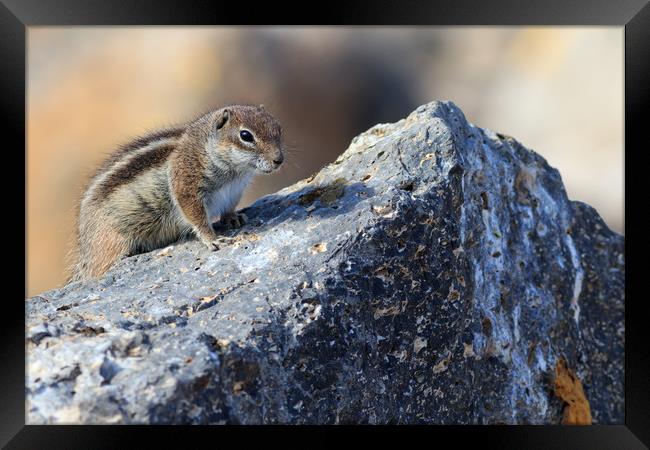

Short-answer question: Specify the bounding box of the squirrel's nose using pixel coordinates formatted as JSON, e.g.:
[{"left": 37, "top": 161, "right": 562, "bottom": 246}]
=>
[{"left": 273, "top": 154, "right": 284, "bottom": 166}]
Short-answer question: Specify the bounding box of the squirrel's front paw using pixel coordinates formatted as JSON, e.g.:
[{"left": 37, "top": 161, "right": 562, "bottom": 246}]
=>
[
  {"left": 220, "top": 212, "right": 248, "bottom": 229},
  {"left": 206, "top": 235, "right": 236, "bottom": 251}
]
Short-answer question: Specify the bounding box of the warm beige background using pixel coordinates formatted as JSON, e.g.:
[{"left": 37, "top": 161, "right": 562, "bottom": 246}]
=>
[{"left": 27, "top": 27, "right": 623, "bottom": 297}]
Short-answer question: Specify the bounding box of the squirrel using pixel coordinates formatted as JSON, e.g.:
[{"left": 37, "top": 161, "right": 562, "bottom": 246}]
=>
[{"left": 68, "top": 104, "right": 284, "bottom": 282}]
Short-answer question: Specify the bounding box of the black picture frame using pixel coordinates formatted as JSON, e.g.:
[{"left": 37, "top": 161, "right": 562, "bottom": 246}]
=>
[{"left": 3, "top": 0, "right": 648, "bottom": 447}]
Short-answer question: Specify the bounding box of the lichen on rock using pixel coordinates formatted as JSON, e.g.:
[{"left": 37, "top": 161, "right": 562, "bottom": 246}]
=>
[{"left": 26, "top": 101, "right": 624, "bottom": 424}]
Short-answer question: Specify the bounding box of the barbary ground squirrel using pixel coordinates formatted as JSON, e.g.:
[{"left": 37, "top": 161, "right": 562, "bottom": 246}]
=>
[{"left": 68, "top": 105, "right": 284, "bottom": 282}]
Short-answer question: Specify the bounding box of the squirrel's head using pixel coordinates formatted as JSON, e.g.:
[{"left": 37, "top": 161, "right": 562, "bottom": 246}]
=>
[{"left": 204, "top": 105, "right": 284, "bottom": 174}]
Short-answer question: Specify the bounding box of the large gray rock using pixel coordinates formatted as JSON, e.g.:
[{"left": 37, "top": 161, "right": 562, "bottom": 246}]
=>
[{"left": 26, "top": 101, "right": 624, "bottom": 424}]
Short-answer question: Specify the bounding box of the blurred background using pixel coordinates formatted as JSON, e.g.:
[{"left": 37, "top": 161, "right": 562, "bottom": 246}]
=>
[{"left": 27, "top": 27, "right": 623, "bottom": 297}]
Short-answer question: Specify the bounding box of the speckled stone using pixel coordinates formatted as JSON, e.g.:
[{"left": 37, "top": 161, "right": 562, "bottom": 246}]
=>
[{"left": 26, "top": 101, "right": 624, "bottom": 424}]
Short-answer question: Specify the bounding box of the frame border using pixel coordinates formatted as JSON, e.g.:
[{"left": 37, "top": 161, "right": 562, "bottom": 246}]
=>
[{"left": 4, "top": 0, "right": 648, "bottom": 446}]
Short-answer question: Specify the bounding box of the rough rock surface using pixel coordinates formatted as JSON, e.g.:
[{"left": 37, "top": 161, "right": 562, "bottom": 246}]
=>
[{"left": 26, "top": 101, "right": 624, "bottom": 424}]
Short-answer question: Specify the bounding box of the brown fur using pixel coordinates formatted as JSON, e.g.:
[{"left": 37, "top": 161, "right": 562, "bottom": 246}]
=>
[
  {"left": 91, "top": 127, "right": 184, "bottom": 182},
  {"left": 69, "top": 105, "right": 284, "bottom": 282},
  {"left": 169, "top": 134, "right": 214, "bottom": 243},
  {"left": 93, "top": 143, "right": 176, "bottom": 201}
]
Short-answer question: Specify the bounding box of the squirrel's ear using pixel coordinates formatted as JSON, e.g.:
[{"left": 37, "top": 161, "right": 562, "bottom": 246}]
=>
[{"left": 216, "top": 108, "right": 230, "bottom": 130}]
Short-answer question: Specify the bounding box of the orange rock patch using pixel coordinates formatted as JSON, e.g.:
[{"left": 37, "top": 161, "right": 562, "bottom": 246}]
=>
[{"left": 554, "top": 357, "right": 592, "bottom": 425}]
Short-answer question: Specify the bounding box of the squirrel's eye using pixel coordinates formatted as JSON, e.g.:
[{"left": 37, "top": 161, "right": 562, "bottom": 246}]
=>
[{"left": 239, "top": 130, "right": 254, "bottom": 143}]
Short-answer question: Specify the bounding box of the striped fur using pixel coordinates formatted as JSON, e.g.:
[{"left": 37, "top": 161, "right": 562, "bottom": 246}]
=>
[{"left": 68, "top": 105, "right": 284, "bottom": 282}]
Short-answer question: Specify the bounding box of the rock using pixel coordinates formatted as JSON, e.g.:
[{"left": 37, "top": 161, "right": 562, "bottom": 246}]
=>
[{"left": 26, "top": 101, "right": 624, "bottom": 424}]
